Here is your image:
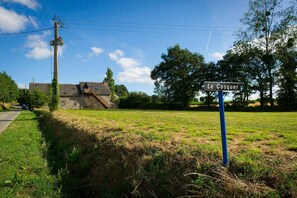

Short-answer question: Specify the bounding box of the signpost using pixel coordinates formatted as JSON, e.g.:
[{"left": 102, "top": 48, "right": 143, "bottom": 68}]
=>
[{"left": 204, "top": 81, "right": 241, "bottom": 166}]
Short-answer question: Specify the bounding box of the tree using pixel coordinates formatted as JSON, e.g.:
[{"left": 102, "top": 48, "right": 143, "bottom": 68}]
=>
[
  {"left": 104, "top": 67, "right": 115, "bottom": 101},
  {"left": 115, "top": 84, "right": 129, "bottom": 97},
  {"left": 276, "top": 44, "right": 297, "bottom": 109},
  {"left": 29, "top": 88, "right": 48, "bottom": 110},
  {"left": 151, "top": 45, "right": 205, "bottom": 107},
  {"left": 218, "top": 44, "right": 268, "bottom": 106},
  {"left": 200, "top": 62, "right": 219, "bottom": 107},
  {"left": 18, "top": 89, "right": 30, "bottom": 105},
  {"left": 237, "top": 0, "right": 297, "bottom": 106},
  {"left": 0, "top": 72, "right": 19, "bottom": 108}
]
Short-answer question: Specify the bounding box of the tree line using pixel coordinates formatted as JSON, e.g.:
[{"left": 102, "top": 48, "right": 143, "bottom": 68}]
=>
[
  {"left": 149, "top": 0, "right": 297, "bottom": 110},
  {"left": 0, "top": 72, "right": 19, "bottom": 109}
]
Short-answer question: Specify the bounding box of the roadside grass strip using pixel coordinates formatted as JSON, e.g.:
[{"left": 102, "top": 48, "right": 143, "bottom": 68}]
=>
[{"left": 0, "top": 111, "right": 60, "bottom": 197}]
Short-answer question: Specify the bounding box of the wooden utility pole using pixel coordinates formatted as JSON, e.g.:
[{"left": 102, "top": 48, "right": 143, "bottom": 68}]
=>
[
  {"left": 53, "top": 18, "right": 58, "bottom": 80},
  {"left": 50, "top": 16, "right": 64, "bottom": 111}
]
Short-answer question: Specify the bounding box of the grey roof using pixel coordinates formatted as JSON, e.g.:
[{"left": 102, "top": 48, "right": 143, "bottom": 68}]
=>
[
  {"left": 79, "top": 82, "right": 111, "bottom": 95},
  {"left": 29, "top": 83, "right": 51, "bottom": 93},
  {"left": 29, "top": 81, "right": 111, "bottom": 96},
  {"left": 60, "top": 84, "right": 80, "bottom": 96}
]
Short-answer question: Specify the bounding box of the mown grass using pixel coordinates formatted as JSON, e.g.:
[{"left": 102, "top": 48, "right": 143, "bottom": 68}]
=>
[
  {"left": 65, "top": 110, "right": 297, "bottom": 152},
  {"left": 36, "top": 109, "right": 297, "bottom": 197},
  {"left": 0, "top": 111, "right": 60, "bottom": 197}
]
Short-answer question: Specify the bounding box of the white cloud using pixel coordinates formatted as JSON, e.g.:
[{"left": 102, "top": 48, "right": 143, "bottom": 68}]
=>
[
  {"left": 108, "top": 49, "right": 153, "bottom": 84},
  {"left": 2, "top": 0, "right": 40, "bottom": 10},
  {"left": 108, "top": 49, "right": 124, "bottom": 61},
  {"left": 118, "top": 67, "right": 153, "bottom": 84},
  {"left": 210, "top": 52, "right": 224, "bottom": 60},
  {"left": 77, "top": 47, "right": 104, "bottom": 61},
  {"left": 0, "top": 6, "right": 38, "bottom": 33},
  {"left": 90, "top": 47, "right": 104, "bottom": 56},
  {"left": 76, "top": 54, "right": 83, "bottom": 59},
  {"left": 116, "top": 57, "right": 139, "bottom": 68},
  {"left": 25, "top": 30, "right": 64, "bottom": 60}
]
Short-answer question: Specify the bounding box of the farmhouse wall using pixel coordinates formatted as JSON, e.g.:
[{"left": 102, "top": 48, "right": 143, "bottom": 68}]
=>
[
  {"left": 60, "top": 95, "right": 106, "bottom": 109},
  {"left": 81, "top": 95, "right": 105, "bottom": 109},
  {"left": 60, "top": 97, "right": 82, "bottom": 109}
]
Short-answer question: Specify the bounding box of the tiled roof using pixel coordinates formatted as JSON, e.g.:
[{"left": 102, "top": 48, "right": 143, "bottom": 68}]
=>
[
  {"left": 29, "top": 83, "right": 51, "bottom": 93},
  {"left": 60, "top": 84, "right": 80, "bottom": 96},
  {"left": 79, "top": 82, "right": 111, "bottom": 95},
  {"left": 29, "top": 81, "right": 111, "bottom": 96}
]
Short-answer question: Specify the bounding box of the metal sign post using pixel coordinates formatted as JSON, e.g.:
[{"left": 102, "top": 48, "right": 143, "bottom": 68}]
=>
[
  {"left": 204, "top": 81, "right": 241, "bottom": 166},
  {"left": 218, "top": 90, "right": 228, "bottom": 166}
]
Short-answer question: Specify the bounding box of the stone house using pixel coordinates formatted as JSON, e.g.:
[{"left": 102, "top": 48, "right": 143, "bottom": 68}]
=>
[{"left": 29, "top": 81, "right": 114, "bottom": 109}]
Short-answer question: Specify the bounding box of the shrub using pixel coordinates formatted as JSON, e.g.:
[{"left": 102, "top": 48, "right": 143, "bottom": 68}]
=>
[{"left": 118, "top": 92, "right": 151, "bottom": 109}]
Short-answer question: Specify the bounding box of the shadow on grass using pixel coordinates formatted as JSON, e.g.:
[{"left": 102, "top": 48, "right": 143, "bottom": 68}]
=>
[{"left": 34, "top": 110, "right": 199, "bottom": 198}]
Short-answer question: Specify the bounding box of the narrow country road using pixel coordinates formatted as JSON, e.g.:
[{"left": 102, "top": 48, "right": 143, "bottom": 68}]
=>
[{"left": 0, "top": 105, "right": 22, "bottom": 134}]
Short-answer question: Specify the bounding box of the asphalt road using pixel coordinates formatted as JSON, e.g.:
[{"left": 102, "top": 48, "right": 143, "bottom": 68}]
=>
[{"left": 0, "top": 105, "right": 22, "bottom": 134}]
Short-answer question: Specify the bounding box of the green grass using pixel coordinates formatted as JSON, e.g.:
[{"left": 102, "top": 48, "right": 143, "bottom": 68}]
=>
[
  {"left": 35, "top": 109, "right": 297, "bottom": 197},
  {"left": 64, "top": 110, "right": 297, "bottom": 151},
  {"left": 0, "top": 111, "right": 60, "bottom": 197}
]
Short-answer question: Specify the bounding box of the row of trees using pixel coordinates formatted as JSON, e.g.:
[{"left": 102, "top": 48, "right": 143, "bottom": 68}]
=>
[
  {"left": 0, "top": 72, "right": 19, "bottom": 109},
  {"left": 150, "top": 0, "right": 297, "bottom": 110},
  {"left": 18, "top": 89, "right": 48, "bottom": 110},
  {"left": 0, "top": 71, "right": 50, "bottom": 110}
]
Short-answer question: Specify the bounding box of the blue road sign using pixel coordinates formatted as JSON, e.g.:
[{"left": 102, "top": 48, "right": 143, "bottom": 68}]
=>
[
  {"left": 204, "top": 81, "right": 241, "bottom": 91},
  {"left": 204, "top": 81, "right": 241, "bottom": 166}
]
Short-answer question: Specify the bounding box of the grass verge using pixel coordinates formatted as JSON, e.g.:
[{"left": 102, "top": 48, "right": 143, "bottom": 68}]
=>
[{"left": 0, "top": 111, "right": 60, "bottom": 197}]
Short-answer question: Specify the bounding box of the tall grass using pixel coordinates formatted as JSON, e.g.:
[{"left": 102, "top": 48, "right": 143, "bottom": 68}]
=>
[{"left": 35, "top": 109, "right": 297, "bottom": 197}]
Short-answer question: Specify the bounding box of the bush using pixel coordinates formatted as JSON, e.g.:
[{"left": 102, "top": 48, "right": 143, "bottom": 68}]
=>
[
  {"left": 29, "top": 89, "right": 48, "bottom": 110},
  {"left": 118, "top": 92, "right": 151, "bottom": 109}
]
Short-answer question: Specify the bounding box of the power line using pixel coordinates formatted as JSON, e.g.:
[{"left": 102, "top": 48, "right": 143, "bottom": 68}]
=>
[
  {"left": 64, "top": 18, "right": 238, "bottom": 29},
  {"left": 0, "top": 27, "right": 53, "bottom": 36},
  {"left": 68, "top": 26, "right": 230, "bottom": 36},
  {"left": 61, "top": 18, "right": 238, "bottom": 35}
]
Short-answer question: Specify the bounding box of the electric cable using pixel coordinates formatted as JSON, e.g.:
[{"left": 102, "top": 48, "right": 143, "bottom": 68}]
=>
[{"left": 0, "top": 27, "right": 53, "bottom": 36}]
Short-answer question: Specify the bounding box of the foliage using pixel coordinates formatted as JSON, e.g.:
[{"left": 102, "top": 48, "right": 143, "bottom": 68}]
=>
[
  {"left": 276, "top": 38, "right": 297, "bottom": 110},
  {"left": 118, "top": 91, "right": 151, "bottom": 109},
  {"left": 104, "top": 67, "right": 116, "bottom": 101},
  {"left": 115, "top": 84, "right": 129, "bottom": 97},
  {"left": 200, "top": 62, "right": 219, "bottom": 106},
  {"left": 0, "top": 72, "right": 19, "bottom": 108},
  {"left": 0, "top": 111, "right": 60, "bottom": 197},
  {"left": 29, "top": 88, "right": 48, "bottom": 110},
  {"left": 49, "top": 78, "right": 59, "bottom": 112},
  {"left": 237, "top": 0, "right": 297, "bottom": 106},
  {"left": 151, "top": 45, "right": 205, "bottom": 107},
  {"left": 218, "top": 45, "right": 269, "bottom": 106},
  {"left": 17, "top": 89, "right": 30, "bottom": 105}
]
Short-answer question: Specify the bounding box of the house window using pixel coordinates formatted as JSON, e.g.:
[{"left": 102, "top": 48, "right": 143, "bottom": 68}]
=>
[
  {"left": 73, "top": 102, "right": 77, "bottom": 106},
  {"left": 61, "top": 101, "right": 65, "bottom": 106}
]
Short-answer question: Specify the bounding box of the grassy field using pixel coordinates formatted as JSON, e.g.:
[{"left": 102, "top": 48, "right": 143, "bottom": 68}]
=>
[
  {"left": 0, "top": 111, "right": 60, "bottom": 197},
  {"left": 62, "top": 109, "right": 297, "bottom": 155},
  {"left": 36, "top": 109, "right": 297, "bottom": 197}
]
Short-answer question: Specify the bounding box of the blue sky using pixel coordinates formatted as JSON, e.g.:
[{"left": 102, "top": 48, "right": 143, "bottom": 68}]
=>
[{"left": 1, "top": 0, "right": 254, "bottom": 95}]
